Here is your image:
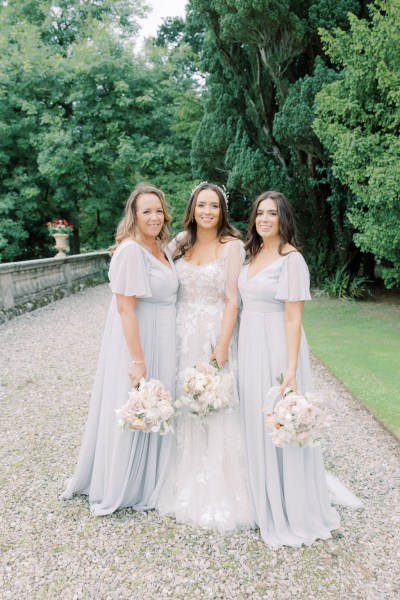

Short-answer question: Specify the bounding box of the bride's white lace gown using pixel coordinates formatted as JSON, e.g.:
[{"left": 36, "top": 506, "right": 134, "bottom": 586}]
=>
[{"left": 157, "top": 239, "right": 255, "bottom": 532}]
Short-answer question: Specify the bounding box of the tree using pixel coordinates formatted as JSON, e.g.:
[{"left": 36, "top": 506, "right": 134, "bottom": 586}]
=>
[
  {"left": 0, "top": 0, "right": 148, "bottom": 260},
  {"left": 126, "top": 16, "right": 203, "bottom": 235},
  {"left": 314, "top": 0, "right": 400, "bottom": 286},
  {"left": 0, "top": 1, "right": 202, "bottom": 260},
  {"left": 187, "top": 0, "right": 368, "bottom": 281}
]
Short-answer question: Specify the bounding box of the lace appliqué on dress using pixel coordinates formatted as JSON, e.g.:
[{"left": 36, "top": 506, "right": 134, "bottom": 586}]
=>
[{"left": 157, "top": 251, "right": 255, "bottom": 532}]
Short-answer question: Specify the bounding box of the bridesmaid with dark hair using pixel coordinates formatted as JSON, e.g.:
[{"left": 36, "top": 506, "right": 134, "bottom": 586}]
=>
[{"left": 238, "top": 190, "right": 341, "bottom": 547}]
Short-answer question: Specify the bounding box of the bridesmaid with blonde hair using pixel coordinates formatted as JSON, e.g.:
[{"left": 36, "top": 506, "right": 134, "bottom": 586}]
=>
[{"left": 61, "top": 183, "right": 178, "bottom": 515}]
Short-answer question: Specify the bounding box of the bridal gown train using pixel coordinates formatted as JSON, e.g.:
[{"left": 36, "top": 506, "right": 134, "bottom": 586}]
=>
[
  {"left": 61, "top": 240, "right": 178, "bottom": 515},
  {"left": 238, "top": 252, "right": 342, "bottom": 548},
  {"left": 157, "top": 239, "right": 255, "bottom": 532}
]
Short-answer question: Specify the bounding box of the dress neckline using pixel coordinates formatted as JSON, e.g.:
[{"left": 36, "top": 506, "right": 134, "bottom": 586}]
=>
[
  {"left": 121, "top": 239, "right": 174, "bottom": 271},
  {"left": 141, "top": 245, "right": 174, "bottom": 271},
  {"left": 182, "top": 243, "right": 229, "bottom": 268},
  {"left": 246, "top": 252, "right": 298, "bottom": 282},
  {"left": 182, "top": 254, "right": 225, "bottom": 269}
]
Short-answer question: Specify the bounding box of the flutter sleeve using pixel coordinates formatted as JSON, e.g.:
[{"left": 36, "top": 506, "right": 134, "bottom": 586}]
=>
[
  {"left": 108, "top": 241, "right": 152, "bottom": 298},
  {"left": 224, "top": 239, "right": 246, "bottom": 307},
  {"left": 275, "top": 252, "right": 311, "bottom": 302}
]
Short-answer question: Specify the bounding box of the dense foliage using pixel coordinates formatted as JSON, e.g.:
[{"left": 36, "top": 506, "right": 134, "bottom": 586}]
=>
[
  {"left": 314, "top": 0, "right": 400, "bottom": 287},
  {"left": 0, "top": 0, "right": 399, "bottom": 289},
  {"left": 0, "top": 0, "right": 201, "bottom": 259},
  {"left": 187, "top": 0, "right": 372, "bottom": 282}
]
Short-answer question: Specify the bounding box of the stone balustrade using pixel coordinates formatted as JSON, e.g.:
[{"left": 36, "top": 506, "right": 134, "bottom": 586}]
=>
[{"left": 0, "top": 251, "right": 110, "bottom": 323}]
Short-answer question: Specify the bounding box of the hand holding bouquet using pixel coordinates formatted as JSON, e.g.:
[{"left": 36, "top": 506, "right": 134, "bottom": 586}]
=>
[
  {"left": 117, "top": 378, "right": 175, "bottom": 435},
  {"left": 265, "top": 378, "right": 331, "bottom": 448},
  {"left": 177, "top": 360, "right": 234, "bottom": 419}
]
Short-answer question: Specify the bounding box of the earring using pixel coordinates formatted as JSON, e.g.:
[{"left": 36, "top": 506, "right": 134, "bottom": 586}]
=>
[{"left": 192, "top": 217, "right": 195, "bottom": 223}]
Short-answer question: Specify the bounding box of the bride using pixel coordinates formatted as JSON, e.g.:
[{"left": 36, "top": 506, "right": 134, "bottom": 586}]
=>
[{"left": 157, "top": 182, "right": 255, "bottom": 532}]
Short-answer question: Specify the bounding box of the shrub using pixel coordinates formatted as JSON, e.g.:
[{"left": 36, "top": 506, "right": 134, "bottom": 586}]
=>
[{"left": 317, "top": 267, "right": 370, "bottom": 300}]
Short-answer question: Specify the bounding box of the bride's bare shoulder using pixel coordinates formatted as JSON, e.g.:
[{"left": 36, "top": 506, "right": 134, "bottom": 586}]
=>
[
  {"left": 281, "top": 243, "right": 299, "bottom": 255},
  {"left": 220, "top": 236, "right": 242, "bottom": 244}
]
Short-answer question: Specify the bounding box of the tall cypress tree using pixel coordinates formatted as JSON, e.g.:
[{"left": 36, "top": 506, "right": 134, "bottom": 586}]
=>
[{"left": 188, "top": 0, "right": 368, "bottom": 281}]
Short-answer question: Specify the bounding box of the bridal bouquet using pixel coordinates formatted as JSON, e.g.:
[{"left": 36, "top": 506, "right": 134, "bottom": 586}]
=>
[
  {"left": 117, "top": 378, "right": 175, "bottom": 435},
  {"left": 265, "top": 384, "right": 331, "bottom": 448},
  {"left": 177, "top": 360, "right": 234, "bottom": 419}
]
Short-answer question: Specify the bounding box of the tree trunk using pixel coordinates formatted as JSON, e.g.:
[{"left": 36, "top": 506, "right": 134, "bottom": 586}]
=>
[{"left": 71, "top": 228, "right": 80, "bottom": 255}]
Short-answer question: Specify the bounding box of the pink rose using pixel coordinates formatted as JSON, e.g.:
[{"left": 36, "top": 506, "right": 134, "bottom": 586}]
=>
[
  {"left": 265, "top": 414, "right": 281, "bottom": 429},
  {"left": 298, "top": 406, "right": 317, "bottom": 427},
  {"left": 297, "top": 431, "right": 311, "bottom": 444},
  {"left": 196, "top": 362, "right": 214, "bottom": 376}
]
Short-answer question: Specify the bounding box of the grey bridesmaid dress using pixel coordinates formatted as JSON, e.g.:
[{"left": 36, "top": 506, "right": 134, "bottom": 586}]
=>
[
  {"left": 61, "top": 240, "right": 178, "bottom": 515},
  {"left": 238, "top": 252, "right": 340, "bottom": 547}
]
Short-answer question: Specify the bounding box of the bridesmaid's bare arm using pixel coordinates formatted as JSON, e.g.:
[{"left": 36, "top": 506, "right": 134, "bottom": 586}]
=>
[
  {"left": 281, "top": 300, "right": 304, "bottom": 393},
  {"left": 115, "top": 294, "right": 147, "bottom": 386}
]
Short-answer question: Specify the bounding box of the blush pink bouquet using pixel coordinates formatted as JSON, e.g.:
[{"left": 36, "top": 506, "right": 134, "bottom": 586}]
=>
[
  {"left": 117, "top": 378, "right": 176, "bottom": 435},
  {"left": 177, "top": 360, "right": 234, "bottom": 419},
  {"left": 265, "top": 383, "right": 331, "bottom": 448}
]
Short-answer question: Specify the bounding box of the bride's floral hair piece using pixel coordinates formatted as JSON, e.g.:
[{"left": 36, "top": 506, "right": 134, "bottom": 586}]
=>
[{"left": 190, "top": 181, "right": 229, "bottom": 207}]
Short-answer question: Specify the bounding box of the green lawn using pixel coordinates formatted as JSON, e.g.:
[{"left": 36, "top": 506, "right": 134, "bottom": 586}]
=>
[{"left": 303, "top": 297, "right": 400, "bottom": 437}]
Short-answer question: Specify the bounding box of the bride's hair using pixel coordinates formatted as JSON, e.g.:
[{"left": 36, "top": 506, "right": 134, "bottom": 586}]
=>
[
  {"left": 245, "top": 191, "right": 300, "bottom": 262},
  {"left": 174, "top": 182, "right": 241, "bottom": 260},
  {"left": 110, "top": 183, "right": 171, "bottom": 254}
]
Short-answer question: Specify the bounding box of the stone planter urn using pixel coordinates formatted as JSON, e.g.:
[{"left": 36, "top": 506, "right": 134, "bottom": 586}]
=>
[{"left": 53, "top": 233, "right": 70, "bottom": 258}]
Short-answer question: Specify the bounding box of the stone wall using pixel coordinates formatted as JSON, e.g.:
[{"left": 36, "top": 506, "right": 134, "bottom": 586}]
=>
[{"left": 0, "top": 252, "right": 110, "bottom": 323}]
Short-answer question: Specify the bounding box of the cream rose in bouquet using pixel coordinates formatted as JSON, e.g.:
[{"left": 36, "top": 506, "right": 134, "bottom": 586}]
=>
[
  {"left": 117, "top": 378, "right": 176, "bottom": 435},
  {"left": 265, "top": 378, "right": 331, "bottom": 448},
  {"left": 177, "top": 360, "right": 234, "bottom": 419}
]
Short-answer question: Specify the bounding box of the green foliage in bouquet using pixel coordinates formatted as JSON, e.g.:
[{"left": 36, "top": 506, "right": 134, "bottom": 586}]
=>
[{"left": 0, "top": 1, "right": 202, "bottom": 261}]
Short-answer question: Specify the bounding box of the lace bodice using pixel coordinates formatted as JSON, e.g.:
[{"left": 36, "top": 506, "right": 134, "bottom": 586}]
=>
[
  {"left": 175, "top": 257, "right": 226, "bottom": 359},
  {"left": 176, "top": 257, "right": 226, "bottom": 308},
  {"left": 174, "top": 239, "right": 245, "bottom": 309},
  {"left": 156, "top": 238, "right": 255, "bottom": 532},
  {"left": 174, "top": 240, "right": 245, "bottom": 359}
]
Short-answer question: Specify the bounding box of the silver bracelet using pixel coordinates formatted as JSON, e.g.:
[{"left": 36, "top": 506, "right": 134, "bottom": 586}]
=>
[{"left": 131, "top": 360, "right": 144, "bottom": 364}]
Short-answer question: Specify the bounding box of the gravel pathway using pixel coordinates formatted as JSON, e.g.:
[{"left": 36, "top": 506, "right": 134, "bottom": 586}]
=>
[{"left": 0, "top": 285, "right": 399, "bottom": 600}]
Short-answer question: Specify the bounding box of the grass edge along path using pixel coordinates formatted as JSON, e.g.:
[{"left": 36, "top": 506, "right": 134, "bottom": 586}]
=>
[{"left": 302, "top": 297, "right": 400, "bottom": 438}]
